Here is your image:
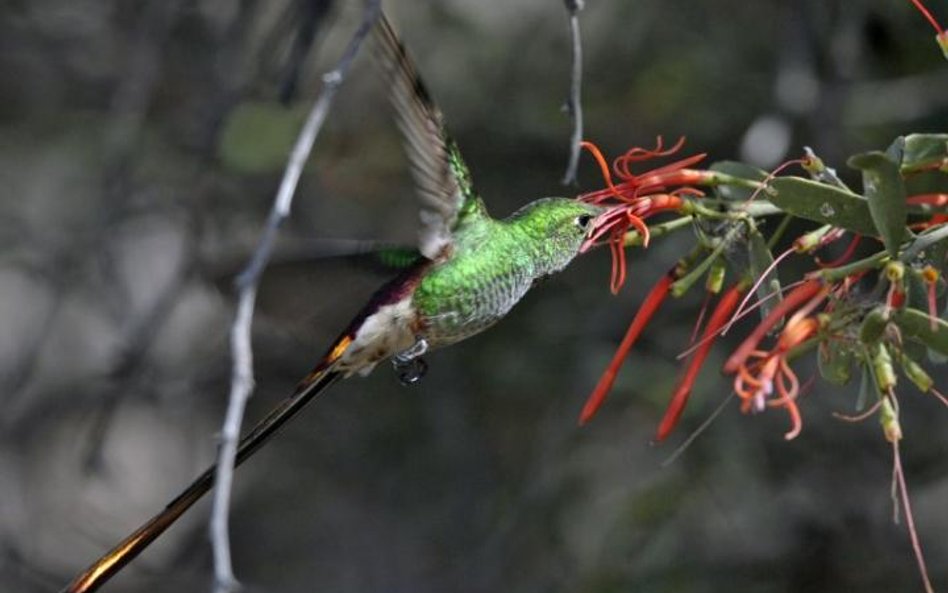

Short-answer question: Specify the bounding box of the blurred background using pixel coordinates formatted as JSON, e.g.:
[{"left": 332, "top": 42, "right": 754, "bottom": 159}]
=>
[{"left": 2, "top": 1, "right": 947, "bottom": 592}]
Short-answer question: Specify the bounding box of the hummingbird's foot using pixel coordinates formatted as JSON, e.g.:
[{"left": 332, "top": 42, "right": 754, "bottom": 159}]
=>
[
  {"left": 393, "top": 338, "right": 429, "bottom": 386},
  {"left": 394, "top": 337, "right": 428, "bottom": 361}
]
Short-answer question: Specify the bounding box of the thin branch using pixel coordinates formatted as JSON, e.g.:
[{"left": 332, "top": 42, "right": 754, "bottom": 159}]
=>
[
  {"left": 209, "top": 2, "right": 381, "bottom": 591},
  {"left": 561, "top": 0, "right": 585, "bottom": 185},
  {"left": 892, "top": 441, "right": 936, "bottom": 593}
]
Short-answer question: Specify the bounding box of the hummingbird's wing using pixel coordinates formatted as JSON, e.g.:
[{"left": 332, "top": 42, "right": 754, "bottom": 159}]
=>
[{"left": 373, "top": 15, "right": 485, "bottom": 261}]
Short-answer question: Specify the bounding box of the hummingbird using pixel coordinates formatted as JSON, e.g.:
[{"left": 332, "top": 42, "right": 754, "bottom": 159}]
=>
[{"left": 62, "top": 12, "right": 603, "bottom": 593}]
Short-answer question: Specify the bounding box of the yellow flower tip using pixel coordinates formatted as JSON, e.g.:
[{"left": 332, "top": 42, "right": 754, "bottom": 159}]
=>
[{"left": 938, "top": 30, "right": 948, "bottom": 59}]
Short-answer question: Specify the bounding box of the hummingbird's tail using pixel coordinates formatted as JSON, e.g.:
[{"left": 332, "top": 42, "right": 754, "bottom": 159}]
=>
[{"left": 61, "top": 343, "right": 349, "bottom": 593}]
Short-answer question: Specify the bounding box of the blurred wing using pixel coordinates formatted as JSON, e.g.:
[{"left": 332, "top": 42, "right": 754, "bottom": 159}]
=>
[{"left": 373, "top": 14, "right": 484, "bottom": 260}]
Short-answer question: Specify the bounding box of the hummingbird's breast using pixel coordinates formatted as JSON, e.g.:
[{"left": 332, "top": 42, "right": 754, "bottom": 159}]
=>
[{"left": 412, "top": 231, "right": 538, "bottom": 347}]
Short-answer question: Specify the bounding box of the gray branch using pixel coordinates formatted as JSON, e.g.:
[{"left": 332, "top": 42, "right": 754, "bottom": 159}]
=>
[
  {"left": 561, "top": 0, "right": 585, "bottom": 185},
  {"left": 209, "top": 1, "right": 382, "bottom": 591}
]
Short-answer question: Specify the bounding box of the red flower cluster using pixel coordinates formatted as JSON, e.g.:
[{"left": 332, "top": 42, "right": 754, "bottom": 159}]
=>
[
  {"left": 576, "top": 138, "right": 948, "bottom": 450},
  {"left": 724, "top": 279, "right": 829, "bottom": 440},
  {"left": 577, "top": 137, "right": 708, "bottom": 294}
]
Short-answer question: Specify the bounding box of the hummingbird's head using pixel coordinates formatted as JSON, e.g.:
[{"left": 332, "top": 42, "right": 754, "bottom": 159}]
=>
[{"left": 508, "top": 198, "right": 606, "bottom": 275}]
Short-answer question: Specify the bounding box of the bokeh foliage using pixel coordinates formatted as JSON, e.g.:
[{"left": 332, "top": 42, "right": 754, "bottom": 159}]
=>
[{"left": 1, "top": 1, "right": 947, "bottom": 592}]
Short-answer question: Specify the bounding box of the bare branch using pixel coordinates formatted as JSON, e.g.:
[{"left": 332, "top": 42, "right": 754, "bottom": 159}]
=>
[
  {"left": 561, "top": 0, "right": 585, "bottom": 186},
  {"left": 891, "top": 441, "right": 936, "bottom": 593},
  {"left": 209, "top": 2, "right": 382, "bottom": 591}
]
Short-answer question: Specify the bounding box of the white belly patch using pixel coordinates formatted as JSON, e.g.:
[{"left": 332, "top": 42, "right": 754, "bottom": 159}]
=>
[{"left": 337, "top": 298, "right": 417, "bottom": 377}]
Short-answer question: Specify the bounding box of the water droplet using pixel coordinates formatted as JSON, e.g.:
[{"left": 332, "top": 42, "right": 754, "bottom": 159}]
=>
[
  {"left": 393, "top": 357, "right": 428, "bottom": 386},
  {"left": 819, "top": 202, "right": 835, "bottom": 217}
]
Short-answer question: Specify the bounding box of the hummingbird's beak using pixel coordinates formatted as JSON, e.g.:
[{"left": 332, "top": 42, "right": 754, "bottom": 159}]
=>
[{"left": 579, "top": 205, "right": 617, "bottom": 253}]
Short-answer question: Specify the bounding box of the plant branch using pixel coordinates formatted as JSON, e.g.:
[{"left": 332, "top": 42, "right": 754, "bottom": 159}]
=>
[
  {"left": 209, "top": 2, "right": 381, "bottom": 591},
  {"left": 561, "top": 0, "right": 585, "bottom": 185}
]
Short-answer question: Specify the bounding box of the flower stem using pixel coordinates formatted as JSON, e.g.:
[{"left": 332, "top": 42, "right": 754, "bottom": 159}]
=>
[
  {"left": 624, "top": 216, "right": 693, "bottom": 246},
  {"left": 819, "top": 251, "right": 889, "bottom": 282}
]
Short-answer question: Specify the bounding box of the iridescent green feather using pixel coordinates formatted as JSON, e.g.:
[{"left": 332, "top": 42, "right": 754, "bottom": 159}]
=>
[{"left": 413, "top": 199, "right": 601, "bottom": 346}]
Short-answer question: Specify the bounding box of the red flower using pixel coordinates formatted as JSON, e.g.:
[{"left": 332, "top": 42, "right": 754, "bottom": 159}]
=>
[
  {"left": 579, "top": 268, "right": 676, "bottom": 424},
  {"left": 723, "top": 278, "right": 829, "bottom": 440},
  {"left": 578, "top": 138, "right": 707, "bottom": 293},
  {"left": 907, "top": 193, "right": 948, "bottom": 207},
  {"left": 579, "top": 137, "right": 708, "bottom": 206},
  {"left": 731, "top": 314, "right": 819, "bottom": 440},
  {"left": 655, "top": 282, "right": 746, "bottom": 441}
]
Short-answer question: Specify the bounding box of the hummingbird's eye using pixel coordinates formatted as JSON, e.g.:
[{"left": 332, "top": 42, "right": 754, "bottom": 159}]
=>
[{"left": 575, "top": 214, "right": 594, "bottom": 232}]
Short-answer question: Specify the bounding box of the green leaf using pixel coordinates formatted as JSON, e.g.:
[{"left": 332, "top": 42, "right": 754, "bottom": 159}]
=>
[
  {"left": 768, "top": 177, "right": 879, "bottom": 236},
  {"left": 747, "top": 229, "right": 781, "bottom": 323},
  {"left": 929, "top": 292, "right": 948, "bottom": 364},
  {"left": 710, "top": 161, "right": 767, "bottom": 201},
  {"left": 902, "top": 133, "right": 948, "bottom": 172},
  {"left": 848, "top": 142, "right": 907, "bottom": 257},
  {"left": 859, "top": 306, "right": 889, "bottom": 345},
  {"left": 895, "top": 350, "right": 934, "bottom": 393},
  {"left": 894, "top": 307, "right": 948, "bottom": 356}
]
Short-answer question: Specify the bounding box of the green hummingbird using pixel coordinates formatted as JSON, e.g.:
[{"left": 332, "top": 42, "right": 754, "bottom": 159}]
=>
[{"left": 62, "top": 13, "right": 603, "bottom": 593}]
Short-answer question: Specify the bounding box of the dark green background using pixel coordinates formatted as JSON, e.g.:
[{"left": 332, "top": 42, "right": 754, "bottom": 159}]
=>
[{"left": 2, "top": 1, "right": 947, "bottom": 592}]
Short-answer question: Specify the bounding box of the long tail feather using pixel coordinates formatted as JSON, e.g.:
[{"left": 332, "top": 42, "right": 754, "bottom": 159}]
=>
[{"left": 61, "top": 364, "right": 343, "bottom": 593}]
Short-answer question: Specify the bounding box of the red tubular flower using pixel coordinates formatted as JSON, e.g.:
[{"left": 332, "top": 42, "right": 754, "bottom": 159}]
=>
[
  {"left": 578, "top": 138, "right": 705, "bottom": 293},
  {"left": 911, "top": 214, "right": 948, "bottom": 230},
  {"left": 581, "top": 194, "right": 689, "bottom": 295},
  {"left": 723, "top": 278, "right": 827, "bottom": 374},
  {"left": 731, "top": 314, "right": 820, "bottom": 440},
  {"left": 907, "top": 193, "right": 948, "bottom": 207},
  {"left": 888, "top": 286, "right": 907, "bottom": 309},
  {"left": 816, "top": 234, "right": 862, "bottom": 268},
  {"left": 579, "top": 137, "right": 708, "bottom": 205},
  {"left": 579, "top": 268, "right": 676, "bottom": 425},
  {"left": 655, "top": 282, "right": 746, "bottom": 442}
]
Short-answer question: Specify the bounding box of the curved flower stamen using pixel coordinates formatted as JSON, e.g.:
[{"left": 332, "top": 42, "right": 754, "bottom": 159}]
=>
[
  {"left": 729, "top": 315, "right": 817, "bottom": 439},
  {"left": 578, "top": 139, "right": 705, "bottom": 292}
]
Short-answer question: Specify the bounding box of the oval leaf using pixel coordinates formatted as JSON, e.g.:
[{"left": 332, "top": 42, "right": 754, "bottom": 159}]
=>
[
  {"left": 894, "top": 307, "right": 948, "bottom": 356},
  {"left": 848, "top": 145, "right": 907, "bottom": 257},
  {"left": 902, "top": 133, "right": 948, "bottom": 172},
  {"left": 768, "top": 177, "right": 879, "bottom": 236}
]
